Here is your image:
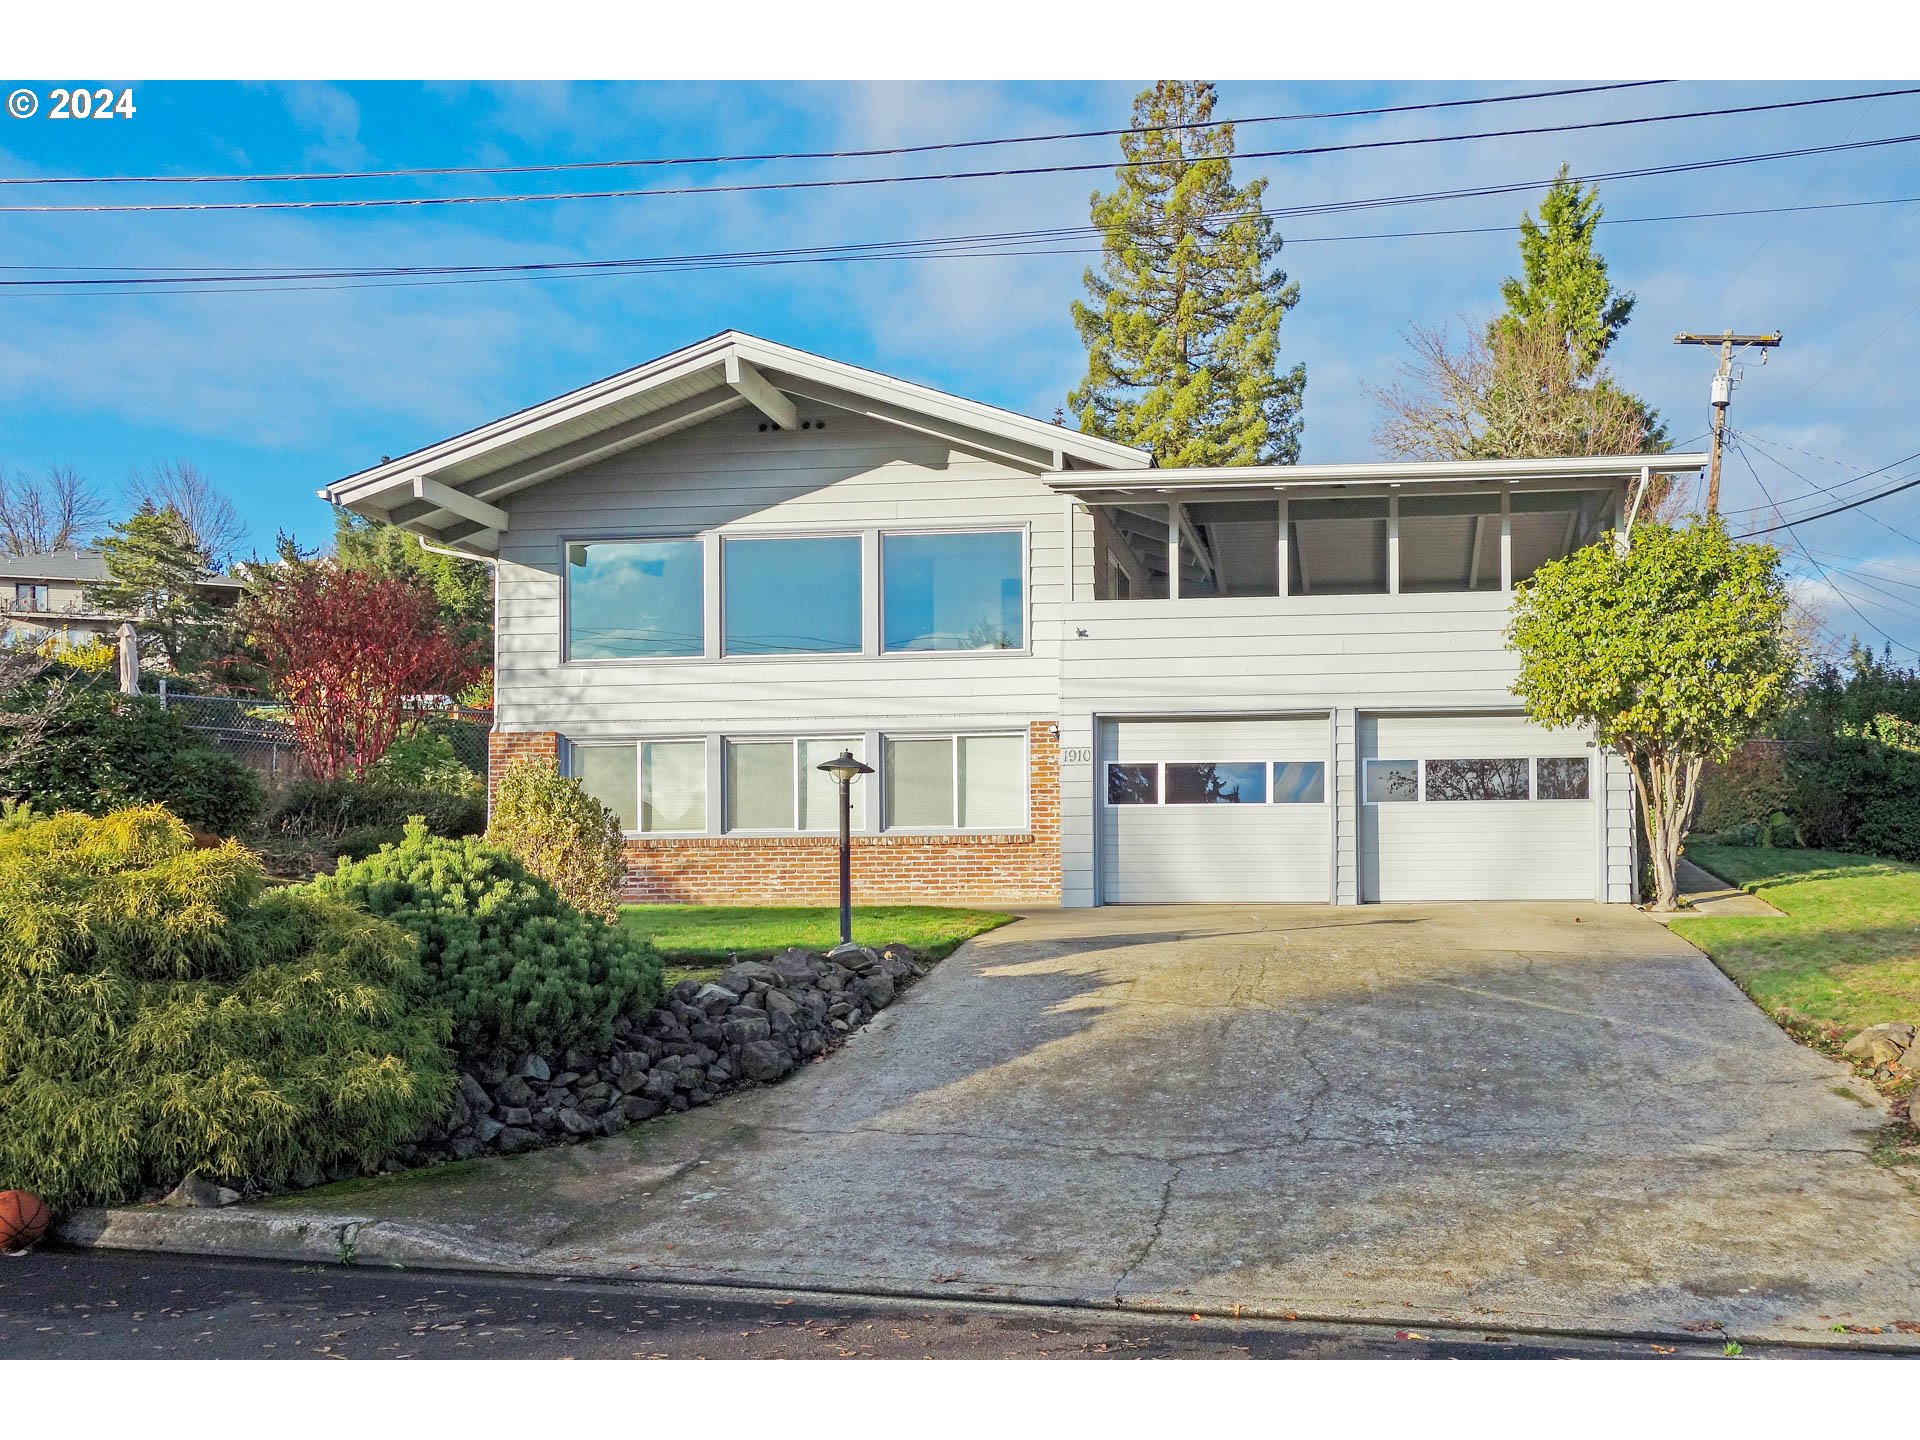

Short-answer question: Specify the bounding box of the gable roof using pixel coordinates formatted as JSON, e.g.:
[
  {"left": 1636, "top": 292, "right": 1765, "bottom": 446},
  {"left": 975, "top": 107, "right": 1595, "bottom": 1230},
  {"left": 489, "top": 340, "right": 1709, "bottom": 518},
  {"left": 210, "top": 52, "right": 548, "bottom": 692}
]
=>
[{"left": 322, "top": 330, "right": 1150, "bottom": 555}]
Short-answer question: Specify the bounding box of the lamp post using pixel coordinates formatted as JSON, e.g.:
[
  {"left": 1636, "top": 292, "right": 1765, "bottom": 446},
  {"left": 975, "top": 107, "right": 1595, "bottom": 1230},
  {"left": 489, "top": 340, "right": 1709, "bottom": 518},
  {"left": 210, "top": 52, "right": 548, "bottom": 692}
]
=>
[{"left": 816, "top": 749, "right": 874, "bottom": 952}]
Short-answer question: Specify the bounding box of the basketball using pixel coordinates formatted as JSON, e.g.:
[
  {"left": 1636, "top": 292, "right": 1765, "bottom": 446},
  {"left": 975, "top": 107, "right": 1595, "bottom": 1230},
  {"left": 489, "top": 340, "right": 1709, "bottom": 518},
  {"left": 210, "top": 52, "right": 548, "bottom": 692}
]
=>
[{"left": 0, "top": 1190, "right": 52, "bottom": 1254}]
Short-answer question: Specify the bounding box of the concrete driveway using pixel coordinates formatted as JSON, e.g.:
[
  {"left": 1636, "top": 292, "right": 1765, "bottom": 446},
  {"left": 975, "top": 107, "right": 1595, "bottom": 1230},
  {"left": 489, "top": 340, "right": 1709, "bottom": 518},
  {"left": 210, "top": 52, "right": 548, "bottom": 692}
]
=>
[{"left": 86, "top": 904, "right": 1920, "bottom": 1344}]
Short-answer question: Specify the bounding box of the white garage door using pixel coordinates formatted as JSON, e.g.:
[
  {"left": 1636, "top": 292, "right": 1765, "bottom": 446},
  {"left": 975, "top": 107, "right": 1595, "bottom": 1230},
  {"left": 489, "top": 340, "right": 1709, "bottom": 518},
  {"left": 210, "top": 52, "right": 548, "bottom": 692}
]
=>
[
  {"left": 1100, "top": 717, "right": 1331, "bottom": 903},
  {"left": 1360, "top": 713, "right": 1598, "bottom": 902}
]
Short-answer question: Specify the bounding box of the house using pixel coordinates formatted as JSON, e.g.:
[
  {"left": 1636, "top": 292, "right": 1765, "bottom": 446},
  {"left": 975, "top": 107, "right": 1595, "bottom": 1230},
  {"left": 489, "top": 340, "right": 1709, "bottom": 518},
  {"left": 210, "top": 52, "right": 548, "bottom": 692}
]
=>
[
  {"left": 0, "top": 549, "right": 244, "bottom": 651},
  {"left": 324, "top": 331, "right": 1706, "bottom": 908}
]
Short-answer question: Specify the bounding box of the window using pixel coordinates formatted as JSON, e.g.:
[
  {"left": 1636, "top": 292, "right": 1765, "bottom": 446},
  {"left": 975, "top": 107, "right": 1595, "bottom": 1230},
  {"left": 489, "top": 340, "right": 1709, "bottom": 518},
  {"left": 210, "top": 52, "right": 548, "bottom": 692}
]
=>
[
  {"left": 723, "top": 536, "right": 861, "bottom": 655},
  {"left": 1396, "top": 493, "right": 1504, "bottom": 593},
  {"left": 640, "top": 739, "right": 706, "bottom": 832},
  {"left": 1106, "top": 763, "right": 1158, "bottom": 805},
  {"left": 574, "top": 745, "right": 639, "bottom": 832},
  {"left": 882, "top": 531, "right": 1023, "bottom": 651},
  {"left": 566, "top": 539, "right": 704, "bottom": 660},
  {"left": 1166, "top": 761, "right": 1267, "bottom": 804},
  {"left": 1271, "top": 760, "right": 1326, "bottom": 804},
  {"left": 1536, "top": 756, "right": 1592, "bottom": 800},
  {"left": 1424, "top": 757, "right": 1531, "bottom": 801},
  {"left": 1090, "top": 503, "right": 1171, "bottom": 600},
  {"left": 1364, "top": 759, "right": 1419, "bottom": 803},
  {"left": 1510, "top": 490, "right": 1614, "bottom": 585},
  {"left": 1289, "top": 498, "right": 1389, "bottom": 595},
  {"left": 13, "top": 583, "right": 48, "bottom": 612},
  {"left": 884, "top": 733, "right": 1025, "bottom": 829},
  {"left": 723, "top": 736, "right": 866, "bottom": 832}
]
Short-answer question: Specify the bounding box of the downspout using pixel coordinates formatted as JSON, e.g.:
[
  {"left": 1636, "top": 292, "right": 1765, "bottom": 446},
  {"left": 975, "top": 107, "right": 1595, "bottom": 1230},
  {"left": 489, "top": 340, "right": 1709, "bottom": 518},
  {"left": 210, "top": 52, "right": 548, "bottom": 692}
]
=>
[{"left": 1618, "top": 464, "right": 1653, "bottom": 550}]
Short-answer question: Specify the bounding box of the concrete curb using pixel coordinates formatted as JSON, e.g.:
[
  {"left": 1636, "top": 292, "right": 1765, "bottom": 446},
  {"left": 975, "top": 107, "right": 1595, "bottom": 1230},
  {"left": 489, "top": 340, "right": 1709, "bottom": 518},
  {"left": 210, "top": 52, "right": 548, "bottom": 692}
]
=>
[{"left": 57, "top": 1202, "right": 1920, "bottom": 1355}]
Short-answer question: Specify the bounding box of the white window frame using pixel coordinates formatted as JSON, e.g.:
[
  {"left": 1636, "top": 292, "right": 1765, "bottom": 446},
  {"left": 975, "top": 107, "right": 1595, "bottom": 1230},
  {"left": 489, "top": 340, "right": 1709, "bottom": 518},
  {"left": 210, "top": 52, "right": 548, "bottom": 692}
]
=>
[
  {"left": 877, "top": 526, "right": 1031, "bottom": 658},
  {"left": 568, "top": 735, "right": 710, "bottom": 836},
  {"left": 1102, "top": 759, "right": 1330, "bottom": 807},
  {"left": 722, "top": 734, "right": 869, "bottom": 835},
  {"left": 1360, "top": 756, "right": 1598, "bottom": 804},
  {"left": 719, "top": 531, "right": 865, "bottom": 661},
  {"left": 881, "top": 729, "right": 1030, "bottom": 833},
  {"left": 560, "top": 534, "right": 708, "bottom": 666}
]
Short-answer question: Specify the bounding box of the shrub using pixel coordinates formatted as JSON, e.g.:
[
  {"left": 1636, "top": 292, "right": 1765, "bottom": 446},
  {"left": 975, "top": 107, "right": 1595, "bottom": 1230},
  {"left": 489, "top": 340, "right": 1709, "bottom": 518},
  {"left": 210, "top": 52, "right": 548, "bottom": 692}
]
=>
[
  {"left": 0, "top": 806, "right": 453, "bottom": 1210},
  {"left": 0, "top": 656, "right": 261, "bottom": 834},
  {"left": 306, "top": 822, "right": 663, "bottom": 1056},
  {"left": 376, "top": 728, "right": 480, "bottom": 791},
  {"left": 486, "top": 757, "right": 625, "bottom": 923},
  {"left": 262, "top": 774, "right": 486, "bottom": 855},
  {"left": 1696, "top": 745, "right": 1793, "bottom": 833}
]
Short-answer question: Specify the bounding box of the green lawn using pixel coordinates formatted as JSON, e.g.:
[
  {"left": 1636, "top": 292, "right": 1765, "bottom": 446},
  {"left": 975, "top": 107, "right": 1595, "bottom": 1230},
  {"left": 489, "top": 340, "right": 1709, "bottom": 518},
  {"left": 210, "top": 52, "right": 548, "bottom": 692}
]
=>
[
  {"left": 1673, "top": 845, "right": 1920, "bottom": 1033},
  {"left": 620, "top": 904, "right": 1016, "bottom": 984}
]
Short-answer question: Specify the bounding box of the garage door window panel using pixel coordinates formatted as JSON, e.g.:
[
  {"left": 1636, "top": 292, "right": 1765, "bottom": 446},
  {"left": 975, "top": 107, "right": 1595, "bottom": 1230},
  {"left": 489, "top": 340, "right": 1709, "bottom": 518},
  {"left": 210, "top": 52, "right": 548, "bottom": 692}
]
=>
[
  {"left": 1536, "top": 756, "right": 1592, "bottom": 800},
  {"left": 1365, "top": 759, "right": 1420, "bottom": 803},
  {"left": 1165, "top": 761, "right": 1267, "bottom": 805},
  {"left": 1106, "top": 763, "right": 1158, "bottom": 806},
  {"left": 1271, "top": 760, "right": 1326, "bottom": 804},
  {"left": 1424, "top": 757, "right": 1532, "bottom": 801}
]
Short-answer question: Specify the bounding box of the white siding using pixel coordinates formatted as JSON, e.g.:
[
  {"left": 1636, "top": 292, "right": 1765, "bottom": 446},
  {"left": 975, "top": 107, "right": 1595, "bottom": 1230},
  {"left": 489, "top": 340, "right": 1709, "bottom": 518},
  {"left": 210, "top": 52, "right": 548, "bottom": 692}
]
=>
[
  {"left": 1357, "top": 713, "right": 1599, "bottom": 902},
  {"left": 1098, "top": 717, "right": 1331, "bottom": 903},
  {"left": 493, "top": 406, "right": 1064, "bottom": 736}
]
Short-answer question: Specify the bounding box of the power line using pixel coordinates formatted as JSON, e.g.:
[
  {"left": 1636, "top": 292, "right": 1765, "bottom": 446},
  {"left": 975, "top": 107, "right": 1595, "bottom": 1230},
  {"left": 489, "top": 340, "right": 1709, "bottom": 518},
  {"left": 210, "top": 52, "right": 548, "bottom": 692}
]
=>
[
  {"left": 1721, "top": 428, "right": 1920, "bottom": 522},
  {"left": 0, "top": 81, "right": 1680, "bottom": 188},
  {"left": 7, "top": 93, "right": 1920, "bottom": 215},
  {"left": 14, "top": 192, "right": 1920, "bottom": 290},
  {"left": 1770, "top": 280, "right": 1920, "bottom": 416},
  {"left": 1731, "top": 439, "right": 1920, "bottom": 654},
  {"left": 1731, "top": 447, "right": 1920, "bottom": 536}
]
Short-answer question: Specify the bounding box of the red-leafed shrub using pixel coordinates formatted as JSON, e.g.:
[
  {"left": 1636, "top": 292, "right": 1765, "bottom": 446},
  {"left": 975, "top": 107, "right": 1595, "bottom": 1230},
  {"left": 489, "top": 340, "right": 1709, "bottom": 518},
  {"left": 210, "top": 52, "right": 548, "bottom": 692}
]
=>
[{"left": 241, "top": 564, "right": 481, "bottom": 781}]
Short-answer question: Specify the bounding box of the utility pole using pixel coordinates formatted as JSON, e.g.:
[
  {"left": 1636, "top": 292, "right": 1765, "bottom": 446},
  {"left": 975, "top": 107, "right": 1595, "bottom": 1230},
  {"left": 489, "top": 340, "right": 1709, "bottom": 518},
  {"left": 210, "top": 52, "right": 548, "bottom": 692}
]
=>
[{"left": 1673, "top": 330, "right": 1783, "bottom": 513}]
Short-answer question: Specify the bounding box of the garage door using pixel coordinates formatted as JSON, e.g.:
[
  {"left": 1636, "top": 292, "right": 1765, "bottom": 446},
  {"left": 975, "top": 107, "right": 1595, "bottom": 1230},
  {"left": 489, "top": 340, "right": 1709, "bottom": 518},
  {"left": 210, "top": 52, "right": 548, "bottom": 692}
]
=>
[
  {"left": 1099, "top": 717, "right": 1331, "bottom": 903},
  {"left": 1359, "top": 714, "right": 1597, "bottom": 902}
]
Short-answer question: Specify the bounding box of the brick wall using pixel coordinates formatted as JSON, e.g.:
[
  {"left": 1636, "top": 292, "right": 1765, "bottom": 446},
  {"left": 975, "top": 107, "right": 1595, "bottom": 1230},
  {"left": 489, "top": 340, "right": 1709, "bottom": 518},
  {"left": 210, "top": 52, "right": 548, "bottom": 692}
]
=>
[
  {"left": 620, "top": 720, "right": 1060, "bottom": 906},
  {"left": 486, "top": 730, "right": 560, "bottom": 804}
]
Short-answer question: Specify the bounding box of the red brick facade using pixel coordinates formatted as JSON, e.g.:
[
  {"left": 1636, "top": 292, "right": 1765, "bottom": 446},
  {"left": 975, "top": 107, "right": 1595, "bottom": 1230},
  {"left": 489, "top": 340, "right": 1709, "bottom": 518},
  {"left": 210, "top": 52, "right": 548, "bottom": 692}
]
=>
[
  {"left": 488, "top": 722, "right": 1061, "bottom": 906},
  {"left": 486, "top": 729, "right": 561, "bottom": 800}
]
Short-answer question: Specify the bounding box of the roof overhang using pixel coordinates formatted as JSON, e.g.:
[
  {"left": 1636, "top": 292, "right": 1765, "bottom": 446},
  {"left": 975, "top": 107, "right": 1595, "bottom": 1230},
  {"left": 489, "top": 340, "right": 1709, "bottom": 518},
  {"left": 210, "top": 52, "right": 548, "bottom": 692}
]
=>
[
  {"left": 321, "top": 331, "right": 1151, "bottom": 556},
  {"left": 1045, "top": 453, "right": 1710, "bottom": 500}
]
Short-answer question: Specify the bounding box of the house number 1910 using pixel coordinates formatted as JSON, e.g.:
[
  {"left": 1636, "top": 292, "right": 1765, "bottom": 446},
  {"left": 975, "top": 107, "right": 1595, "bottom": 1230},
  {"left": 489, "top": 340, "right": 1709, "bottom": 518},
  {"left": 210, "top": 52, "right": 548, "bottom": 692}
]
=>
[{"left": 1062, "top": 747, "right": 1093, "bottom": 765}]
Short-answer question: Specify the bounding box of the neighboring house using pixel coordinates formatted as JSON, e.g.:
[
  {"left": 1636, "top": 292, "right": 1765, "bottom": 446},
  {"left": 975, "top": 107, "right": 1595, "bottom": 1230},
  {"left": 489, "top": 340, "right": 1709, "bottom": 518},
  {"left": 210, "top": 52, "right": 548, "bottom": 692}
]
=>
[
  {"left": 0, "top": 549, "right": 244, "bottom": 652},
  {"left": 325, "top": 332, "right": 1705, "bottom": 908}
]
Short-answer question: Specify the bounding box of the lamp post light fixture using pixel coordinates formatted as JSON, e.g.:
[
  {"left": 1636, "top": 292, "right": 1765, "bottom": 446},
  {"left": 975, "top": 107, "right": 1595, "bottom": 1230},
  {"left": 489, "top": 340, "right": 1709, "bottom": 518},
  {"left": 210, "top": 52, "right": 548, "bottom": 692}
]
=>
[{"left": 816, "top": 748, "right": 874, "bottom": 952}]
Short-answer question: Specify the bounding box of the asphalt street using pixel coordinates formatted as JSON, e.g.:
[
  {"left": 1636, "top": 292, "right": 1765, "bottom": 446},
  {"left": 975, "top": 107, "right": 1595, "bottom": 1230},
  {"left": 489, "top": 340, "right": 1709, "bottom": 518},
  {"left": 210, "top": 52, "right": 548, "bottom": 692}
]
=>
[{"left": 0, "top": 1249, "right": 1868, "bottom": 1359}]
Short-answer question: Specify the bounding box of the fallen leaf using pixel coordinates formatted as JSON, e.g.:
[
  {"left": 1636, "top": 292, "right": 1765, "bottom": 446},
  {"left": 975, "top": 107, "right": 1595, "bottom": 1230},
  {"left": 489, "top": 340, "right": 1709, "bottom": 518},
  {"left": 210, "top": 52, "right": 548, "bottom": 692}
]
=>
[
  {"left": 1396, "top": 1330, "right": 1426, "bottom": 1341},
  {"left": 1649, "top": 1344, "right": 1676, "bottom": 1355}
]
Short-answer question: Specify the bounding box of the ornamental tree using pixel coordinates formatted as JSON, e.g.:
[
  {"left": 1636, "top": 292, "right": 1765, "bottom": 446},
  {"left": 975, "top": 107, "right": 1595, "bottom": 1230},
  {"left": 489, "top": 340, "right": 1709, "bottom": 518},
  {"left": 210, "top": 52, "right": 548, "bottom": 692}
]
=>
[
  {"left": 1507, "top": 517, "right": 1794, "bottom": 911},
  {"left": 240, "top": 562, "right": 481, "bottom": 781}
]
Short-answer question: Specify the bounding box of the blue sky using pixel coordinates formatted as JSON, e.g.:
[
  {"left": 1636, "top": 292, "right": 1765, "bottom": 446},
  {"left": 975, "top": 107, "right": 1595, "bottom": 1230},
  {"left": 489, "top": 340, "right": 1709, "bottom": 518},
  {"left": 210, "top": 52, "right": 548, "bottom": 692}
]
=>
[{"left": 2, "top": 79, "right": 1917, "bottom": 654}]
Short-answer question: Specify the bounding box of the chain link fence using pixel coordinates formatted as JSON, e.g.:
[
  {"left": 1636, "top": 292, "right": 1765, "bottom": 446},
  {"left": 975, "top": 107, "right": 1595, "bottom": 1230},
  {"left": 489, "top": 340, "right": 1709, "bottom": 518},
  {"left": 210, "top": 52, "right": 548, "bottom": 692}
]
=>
[{"left": 148, "top": 682, "right": 493, "bottom": 792}]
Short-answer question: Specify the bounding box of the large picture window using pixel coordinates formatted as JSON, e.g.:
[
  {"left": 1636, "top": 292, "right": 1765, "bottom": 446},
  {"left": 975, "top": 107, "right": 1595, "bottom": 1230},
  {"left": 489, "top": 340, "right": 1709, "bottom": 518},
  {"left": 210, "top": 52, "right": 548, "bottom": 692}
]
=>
[
  {"left": 882, "top": 531, "right": 1024, "bottom": 652},
  {"left": 723, "top": 535, "right": 862, "bottom": 656},
  {"left": 572, "top": 738, "right": 707, "bottom": 833},
  {"left": 724, "top": 736, "right": 867, "bottom": 832},
  {"left": 883, "top": 732, "right": 1025, "bottom": 829},
  {"left": 566, "top": 539, "right": 704, "bottom": 660}
]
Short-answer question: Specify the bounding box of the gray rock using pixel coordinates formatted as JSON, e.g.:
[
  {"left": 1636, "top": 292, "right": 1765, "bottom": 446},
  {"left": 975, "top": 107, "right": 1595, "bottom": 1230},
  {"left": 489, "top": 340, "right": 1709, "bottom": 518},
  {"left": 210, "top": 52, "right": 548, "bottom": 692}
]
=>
[
  {"left": 722, "top": 1014, "right": 772, "bottom": 1045},
  {"left": 671, "top": 978, "right": 704, "bottom": 1004},
  {"left": 692, "top": 982, "right": 741, "bottom": 1014},
  {"left": 515, "top": 1053, "right": 552, "bottom": 1082},
  {"left": 499, "top": 1106, "right": 532, "bottom": 1127},
  {"left": 738, "top": 1040, "right": 795, "bottom": 1083},
  {"left": 562, "top": 1048, "right": 595, "bottom": 1073},
  {"left": 596, "top": 1112, "right": 624, "bottom": 1137},
  {"left": 623, "top": 1095, "right": 666, "bottom": 1122},
  {"left": 494, "top": 1075, "right": 536, "bottom": 1108},
  {"left": 857, "top": 972, "right": 896, "bottom": 1009},
  {"left": 496, "top": 1126, "right": 542, "bottom": 1154},
  {"left": 449, "top": 1137, "right": 486, "bottom": 1161},
  {"left": 470, "top": 1115, "right": 505, "bottom": 1144},
  {"left": 765, "top": 987, "right": 801, "bottom": 1017},
  {"left": 717, "top": 961, "right": 779, "bottom": 994},
  {"left": 641, "top": 1069, "right": 677, "bottom": 1102},
  {"left": 770, "top": 948, "right": 819, "bottom": 985},
  {"left": 550, "top": 1070, "right": 581, "bottom": 1089},
  {"left": 457, "top": 1072, "right": 494, "bottom": 1114},
  {"left": 556, "top": 1108, "right": 597, "bottom": 1136},
  {"left": 161, "top": 1174, "right": 240, "bottom": 1208},
  {"left": 1843, "top": 1023, "right": 1916, "bottom": 1066}
]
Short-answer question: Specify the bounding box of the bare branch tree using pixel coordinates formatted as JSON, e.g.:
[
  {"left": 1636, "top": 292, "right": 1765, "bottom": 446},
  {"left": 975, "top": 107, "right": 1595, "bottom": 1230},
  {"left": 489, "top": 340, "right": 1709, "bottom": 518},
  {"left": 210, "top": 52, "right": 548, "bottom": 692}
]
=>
[
  {"left": 1369, "top": 319, "right": 1654, "bottom": 464},
  {"left": 0, "top": 463, "right": 111, "bottom": 556},
  {"left": 124, "top": 460, "right": 245, "bottom": 568}
]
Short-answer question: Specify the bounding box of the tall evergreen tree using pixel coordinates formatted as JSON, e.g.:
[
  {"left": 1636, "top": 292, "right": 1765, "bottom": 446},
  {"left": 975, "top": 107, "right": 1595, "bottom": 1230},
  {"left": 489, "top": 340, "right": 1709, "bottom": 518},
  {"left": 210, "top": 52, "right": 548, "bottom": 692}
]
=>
[
  {"left": 1068, "top": 80, "right": 1305, "bottom": 466},
  {"left": 1492, "top": 163, "right": 1635, "bottom": 379},
  {"left": 86, "top": 504, "right": 220, "bottom": 673},
  {"left": 333, "top": 510, "right": 492, "bottom": 641}
]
